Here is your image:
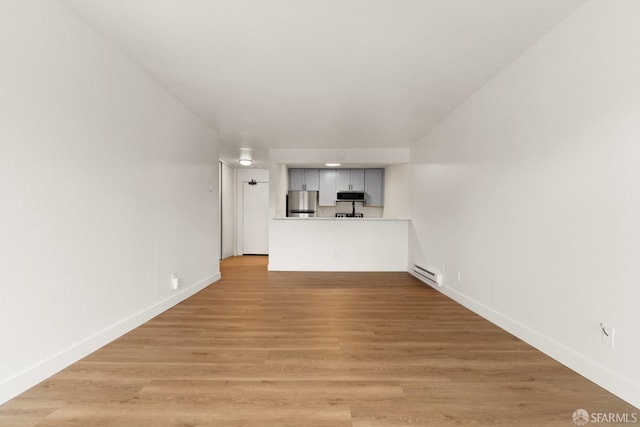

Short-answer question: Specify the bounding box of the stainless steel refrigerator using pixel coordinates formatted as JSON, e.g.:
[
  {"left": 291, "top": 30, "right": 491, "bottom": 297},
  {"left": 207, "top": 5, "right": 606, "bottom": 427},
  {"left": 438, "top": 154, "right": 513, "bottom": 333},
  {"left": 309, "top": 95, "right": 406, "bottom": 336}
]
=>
[{"left": 287, "top": 191, "right": 319, "bottom": 217}]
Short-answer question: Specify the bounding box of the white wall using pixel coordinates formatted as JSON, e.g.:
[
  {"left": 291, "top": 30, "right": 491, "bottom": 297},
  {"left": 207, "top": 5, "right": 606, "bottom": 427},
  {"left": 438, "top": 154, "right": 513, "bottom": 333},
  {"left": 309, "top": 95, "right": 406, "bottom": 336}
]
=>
[
  {"left": 409, "top": 0, "right": 640, "bottom": 407},
  {"left": 383, "top": 164, "right": 410, "bottom": 219},
  {"left": 270, "top": 163, "right": 289, "bottom": 218},
  {"left": 220, "top": 162, "right": 235, "bottom": 259},
  {"left": 0, "top": 1, "right": 220, "bottom": 404}
]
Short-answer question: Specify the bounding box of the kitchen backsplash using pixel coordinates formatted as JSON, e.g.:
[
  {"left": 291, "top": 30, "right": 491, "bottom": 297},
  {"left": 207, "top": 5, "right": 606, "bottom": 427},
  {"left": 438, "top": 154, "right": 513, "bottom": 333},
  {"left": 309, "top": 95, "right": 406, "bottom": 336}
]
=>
[{"left": 317, "top": 206, "right": 383, "bottom": 218}]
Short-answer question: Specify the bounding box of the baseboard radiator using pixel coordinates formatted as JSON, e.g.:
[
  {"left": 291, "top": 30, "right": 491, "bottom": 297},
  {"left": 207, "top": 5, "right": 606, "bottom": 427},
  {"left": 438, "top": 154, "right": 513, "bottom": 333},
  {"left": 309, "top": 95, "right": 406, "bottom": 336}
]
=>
[{"left": 410, "top": 263, "right": 442, "bottom": 287}]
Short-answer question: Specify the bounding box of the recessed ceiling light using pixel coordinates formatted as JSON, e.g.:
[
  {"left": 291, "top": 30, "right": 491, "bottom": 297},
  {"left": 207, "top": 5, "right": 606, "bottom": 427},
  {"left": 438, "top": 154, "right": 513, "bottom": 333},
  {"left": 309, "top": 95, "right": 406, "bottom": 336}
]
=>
[
  {"left": 325, "top": 163, "right": 341, "bottom": 167},
  {"left": 239, "top": 159, "right": 252, "bottom": 166}
]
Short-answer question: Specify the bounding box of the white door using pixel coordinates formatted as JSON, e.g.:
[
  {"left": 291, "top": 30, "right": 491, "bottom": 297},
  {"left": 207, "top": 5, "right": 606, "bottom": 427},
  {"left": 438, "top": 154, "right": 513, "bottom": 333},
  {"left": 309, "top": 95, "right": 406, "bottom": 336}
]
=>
[{"left": 242, "top": 181, "right": 269, "bottom": 255}]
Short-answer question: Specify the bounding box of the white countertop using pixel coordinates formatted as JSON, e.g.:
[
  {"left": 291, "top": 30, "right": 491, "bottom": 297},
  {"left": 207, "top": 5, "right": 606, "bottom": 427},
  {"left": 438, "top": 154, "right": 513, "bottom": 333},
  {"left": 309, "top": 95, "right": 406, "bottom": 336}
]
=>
[{"left": 273, "top": 217, "right": 409, "bottom": 221}]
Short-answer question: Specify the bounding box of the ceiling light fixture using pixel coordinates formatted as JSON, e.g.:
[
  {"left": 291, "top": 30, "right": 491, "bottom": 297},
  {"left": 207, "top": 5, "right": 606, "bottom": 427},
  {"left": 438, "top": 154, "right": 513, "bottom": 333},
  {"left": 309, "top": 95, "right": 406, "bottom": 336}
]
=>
[
  {"left": 325, "top": 163, "right": 341, "bottom": 167},
  {"left": 239, "top": 159, "right": 252, "bottom": 166}
]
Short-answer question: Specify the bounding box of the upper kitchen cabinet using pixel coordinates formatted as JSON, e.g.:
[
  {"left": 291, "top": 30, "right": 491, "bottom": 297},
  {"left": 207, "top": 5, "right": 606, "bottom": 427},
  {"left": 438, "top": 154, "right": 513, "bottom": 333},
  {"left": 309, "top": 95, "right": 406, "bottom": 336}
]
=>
[
  {"left": 318, "top": 169, "right": 337, "bottom": 206},
  {"left": 365, "top": 168, "right": 384, "bottom": 206},
  {"left": 289, "top": 168, "right": 319, "bottom": 191},
  {"left": 337, "top": 169, "right": 365, "bottom": 192},
  {"left": 290, "top": 167, "right": 384, "bottom": 207}
]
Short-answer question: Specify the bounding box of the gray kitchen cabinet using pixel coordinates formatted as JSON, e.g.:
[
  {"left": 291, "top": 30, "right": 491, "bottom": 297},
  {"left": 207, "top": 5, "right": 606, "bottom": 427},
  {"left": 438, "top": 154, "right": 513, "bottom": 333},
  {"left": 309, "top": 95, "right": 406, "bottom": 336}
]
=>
[
  {"left": 289, "top": 169, "right": 305, "bottom": 191},
  {"left": 365, "top": 168, "right": 384, "bottom": 206},
  {"left": 289, "top": 168, "right": 319, "bottom": 191},
  {"left": 337, "top": 169, "right": 365, "bottom": 192},
  {"left": 291, "top": 167, "right": 383, "bottom": 206},
  {"left": 318, "top": 169, "right": 337, "bottom": 206}
]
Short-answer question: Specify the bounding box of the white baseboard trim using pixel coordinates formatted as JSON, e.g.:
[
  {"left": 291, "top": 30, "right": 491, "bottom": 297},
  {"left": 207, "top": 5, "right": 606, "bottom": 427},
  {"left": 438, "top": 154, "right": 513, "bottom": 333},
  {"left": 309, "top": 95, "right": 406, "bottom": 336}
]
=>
[
  {"left": 0, "top": 272, "right": 221, "bottom": 405},
  {"left": 409, "top": 270, "right": 640, "bottom": 409}
]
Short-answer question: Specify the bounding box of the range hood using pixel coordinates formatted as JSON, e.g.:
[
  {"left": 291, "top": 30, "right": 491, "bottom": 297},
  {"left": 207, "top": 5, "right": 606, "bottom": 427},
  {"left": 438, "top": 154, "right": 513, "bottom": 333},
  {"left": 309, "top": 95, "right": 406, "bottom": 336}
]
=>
[{"left": 336, "top": 191, "right": 366, "bottom": 202}]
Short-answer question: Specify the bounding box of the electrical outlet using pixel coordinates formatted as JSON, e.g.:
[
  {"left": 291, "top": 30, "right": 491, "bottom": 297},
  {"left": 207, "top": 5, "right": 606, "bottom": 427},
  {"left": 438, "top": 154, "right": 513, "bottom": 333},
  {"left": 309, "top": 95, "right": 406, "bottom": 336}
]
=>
[
  {"left": 457, "top": 271, "right": 462, "bottom": 283},
  {"left": 601, "top": 323, "right": 614, "bottom": 347}
]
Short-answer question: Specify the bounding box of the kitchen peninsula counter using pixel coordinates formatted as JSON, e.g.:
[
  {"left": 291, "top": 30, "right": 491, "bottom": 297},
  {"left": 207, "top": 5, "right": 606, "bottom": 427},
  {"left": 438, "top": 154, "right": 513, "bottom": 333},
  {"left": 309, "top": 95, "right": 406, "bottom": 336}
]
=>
[
  {"left": 269, "top": 217, "right": 409, "bottom": 271},
  {"left": 273, "top": 217, "right": 409, "bottom": 221}
]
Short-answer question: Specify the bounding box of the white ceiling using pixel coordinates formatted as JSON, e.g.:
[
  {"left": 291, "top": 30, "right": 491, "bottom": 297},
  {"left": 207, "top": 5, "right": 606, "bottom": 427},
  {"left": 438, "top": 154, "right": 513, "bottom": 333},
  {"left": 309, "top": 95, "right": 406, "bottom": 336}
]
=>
[{"left": 64, "top": 0, "right": 584, "bottom": 167}]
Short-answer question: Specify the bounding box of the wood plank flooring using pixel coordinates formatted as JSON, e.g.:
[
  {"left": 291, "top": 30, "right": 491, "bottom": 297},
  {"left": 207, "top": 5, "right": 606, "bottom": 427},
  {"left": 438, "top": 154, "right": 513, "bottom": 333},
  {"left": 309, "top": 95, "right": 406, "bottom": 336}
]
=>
[{"left": 1, "top": 255, "right": 637, "bottom": 426}]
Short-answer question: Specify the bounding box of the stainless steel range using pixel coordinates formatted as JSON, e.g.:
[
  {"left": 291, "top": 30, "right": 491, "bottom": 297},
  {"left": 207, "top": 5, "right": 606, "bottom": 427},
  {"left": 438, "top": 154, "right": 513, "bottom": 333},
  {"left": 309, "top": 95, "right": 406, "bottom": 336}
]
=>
[
  {"left": 335, "top": 200, "right": 363, "bottom": 218},
  {"left": 335, "top": 212, "right": 364, "bottom": 218}
]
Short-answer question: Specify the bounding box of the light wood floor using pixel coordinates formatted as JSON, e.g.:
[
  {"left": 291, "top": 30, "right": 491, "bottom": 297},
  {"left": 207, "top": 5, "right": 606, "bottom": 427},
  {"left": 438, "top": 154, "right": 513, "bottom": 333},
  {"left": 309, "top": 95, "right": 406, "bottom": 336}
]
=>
[{"left": 1, "top": 256, "right": 636, "bottom": 426}]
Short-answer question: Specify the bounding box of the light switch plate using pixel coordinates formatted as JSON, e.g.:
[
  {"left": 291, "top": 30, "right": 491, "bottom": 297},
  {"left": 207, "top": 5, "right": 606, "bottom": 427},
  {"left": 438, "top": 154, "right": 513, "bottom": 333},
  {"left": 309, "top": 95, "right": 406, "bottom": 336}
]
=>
[
  {"left": 171, "top": 272, "right": 180, "bottom": 290},
  {"left": 601, "top": 323, "right": 614, "bottom": 347}
]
